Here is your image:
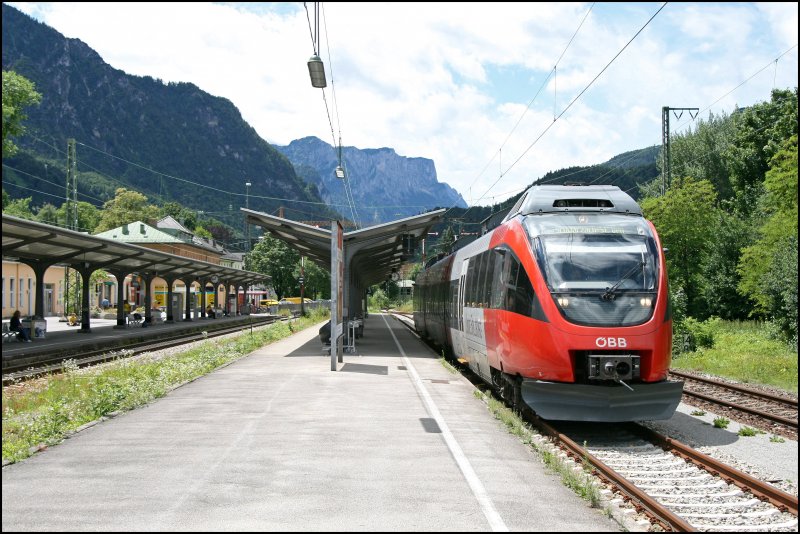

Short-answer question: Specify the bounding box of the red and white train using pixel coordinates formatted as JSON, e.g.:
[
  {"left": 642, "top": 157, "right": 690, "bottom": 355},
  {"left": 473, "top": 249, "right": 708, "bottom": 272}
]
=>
[{"left": 414, "top": 185, "right": 683, "bottom": 422}]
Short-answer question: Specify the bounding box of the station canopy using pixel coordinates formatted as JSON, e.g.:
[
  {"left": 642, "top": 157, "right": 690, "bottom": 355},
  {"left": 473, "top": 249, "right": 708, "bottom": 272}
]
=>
[
  {"left": 242, "top": 208, "right": 446, "bottom": 288},
  {"left": 2, "top": 214, "right": 268, "bottom": 286}
]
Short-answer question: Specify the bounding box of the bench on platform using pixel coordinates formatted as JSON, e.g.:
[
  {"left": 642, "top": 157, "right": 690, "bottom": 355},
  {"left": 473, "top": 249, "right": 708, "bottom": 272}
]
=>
[{"left": 2, "top": 321, "right": 16, "bottom": 343}]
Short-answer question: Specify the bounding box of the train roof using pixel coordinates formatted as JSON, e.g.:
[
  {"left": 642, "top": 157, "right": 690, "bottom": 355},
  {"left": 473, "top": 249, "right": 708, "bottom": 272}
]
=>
[{"left": 504, "top": 185, "right": 642, "bottom": 222}]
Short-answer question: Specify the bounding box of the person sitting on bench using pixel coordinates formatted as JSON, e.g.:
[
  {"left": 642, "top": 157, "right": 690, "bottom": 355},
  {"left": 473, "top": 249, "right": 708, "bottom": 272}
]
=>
[{"left": 10, "top": 310, "right": 32, "bottom": 343}]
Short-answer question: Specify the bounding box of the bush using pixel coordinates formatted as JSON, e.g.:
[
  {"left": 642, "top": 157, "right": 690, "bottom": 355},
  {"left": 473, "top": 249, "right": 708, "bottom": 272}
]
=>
[
  {"left": 368, "top": 288, "right": 389, "bottom": 310},
  {"left": 675, "top": 316, "right": 720, "bottom": 353}
]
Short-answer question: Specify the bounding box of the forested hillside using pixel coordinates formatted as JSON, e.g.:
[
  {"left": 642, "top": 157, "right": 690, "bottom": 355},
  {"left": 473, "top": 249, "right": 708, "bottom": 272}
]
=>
[
  {"left": 640, "top": 89, "right": 797, "bottom": 346},
  {"left": 1, "top": 3, "right": 337, "bottom": 245}
]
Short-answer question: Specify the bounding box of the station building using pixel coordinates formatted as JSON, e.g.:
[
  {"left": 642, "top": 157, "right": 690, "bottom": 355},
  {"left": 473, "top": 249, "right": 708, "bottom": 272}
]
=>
[{"left": 2, "top": 216, "right": 257, "bottom": 319}]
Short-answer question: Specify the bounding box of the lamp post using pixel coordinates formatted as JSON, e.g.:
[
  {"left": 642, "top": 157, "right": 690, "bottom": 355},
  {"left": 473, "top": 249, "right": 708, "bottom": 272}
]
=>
[
  {"left": 299, "top": 256, "right": 306, "bottom": 317},
  {"left": 245, "top": 181, "right": 251, "bottom": 252},
  {"left": 245, "top": 181, "right": 252, "bottom": 313}
]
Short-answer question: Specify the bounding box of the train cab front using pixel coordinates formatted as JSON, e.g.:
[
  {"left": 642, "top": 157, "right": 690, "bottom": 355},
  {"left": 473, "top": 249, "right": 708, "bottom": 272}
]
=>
[{"left": 520, "top": 212, "right": 684, "bottom": 422}]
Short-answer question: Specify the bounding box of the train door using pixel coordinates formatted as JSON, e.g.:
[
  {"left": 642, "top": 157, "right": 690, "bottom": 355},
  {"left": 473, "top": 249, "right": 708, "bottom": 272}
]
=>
[
  {"left": 457, "top": 259, "right": 468, "bottom": 331},
  {"left": 451, "top": 258, "right": 470, "bottom": 359}
]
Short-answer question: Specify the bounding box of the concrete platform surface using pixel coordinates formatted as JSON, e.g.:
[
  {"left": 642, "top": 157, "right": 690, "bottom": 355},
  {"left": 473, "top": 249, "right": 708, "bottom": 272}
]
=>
[{"left": 1, "top": 313, "right": 619, "bottom": 531}]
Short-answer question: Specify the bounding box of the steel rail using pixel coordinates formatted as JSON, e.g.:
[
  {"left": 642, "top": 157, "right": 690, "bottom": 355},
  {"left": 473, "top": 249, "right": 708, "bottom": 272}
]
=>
[
  {"left": 532, "top": 414, "right": 696, "bottom": 532},
  {"left": 680, "top": 388, "right": 797, "bottom": 428},
  {"left": 631, "top": 424, "right": 799, "bottom": 516},
  {"left": 670, "top": 369, "right": 798, "bottom": 408}
]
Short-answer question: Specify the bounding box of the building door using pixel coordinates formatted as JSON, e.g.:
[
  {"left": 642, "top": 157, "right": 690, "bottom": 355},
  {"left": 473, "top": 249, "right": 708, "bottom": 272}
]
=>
[{"left": 45, "top": 284, "right": 54, "bottom": 316}]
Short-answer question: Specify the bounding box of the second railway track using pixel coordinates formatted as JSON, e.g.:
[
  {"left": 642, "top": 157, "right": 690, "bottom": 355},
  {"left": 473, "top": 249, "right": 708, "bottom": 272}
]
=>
[
  {"left": 2, "top": 315, "right": 289, "bottom": 384},
  {"left": 669, "top": 369, "right": 798, "bottom": 440}
]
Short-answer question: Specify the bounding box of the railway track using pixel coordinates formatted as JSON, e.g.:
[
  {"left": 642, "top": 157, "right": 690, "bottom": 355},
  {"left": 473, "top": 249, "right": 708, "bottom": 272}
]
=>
[
  {"left": 669, "top": 370, "right": 798, "bottom": 440},
  {"left": 389, "top": 312, "right": 799, "bottom": 531},
  {"left": 2, "top": 315, "right": 288, "bottom": 384},
  {"left": 546, "top": 419, "right": 798, "bottom": 532}
]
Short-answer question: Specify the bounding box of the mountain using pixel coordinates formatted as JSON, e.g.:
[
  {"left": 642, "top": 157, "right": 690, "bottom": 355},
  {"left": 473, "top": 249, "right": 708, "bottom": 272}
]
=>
[
  {"left": 275, "top": 136, "right": 467, "bottom": 226},
  {"left": 1, "top": 3, "right": 337, "bottom": 230}
]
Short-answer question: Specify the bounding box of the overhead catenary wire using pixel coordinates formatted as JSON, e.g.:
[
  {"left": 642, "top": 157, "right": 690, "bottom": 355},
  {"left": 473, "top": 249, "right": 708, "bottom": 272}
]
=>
[
  {"left": 16, "top": 136, "right": 443, "bottom": 214},
  {"left": 457, "top": 20, "right": 796, "bottom": 216},
  {"left": 449, "top": 2, "right": 596, "bottom": 221},
  {"left": 587, "top": 46, "right": 800, "bottom": 191},
  {"left": 524, "top": 44, "right": 799, "bottom": 193},
  {"left": 320, "top": 2, "right": 360, "bottom": 229},
  {"left": 2, "top": 162, "right": 107, "bottom": 206},
  {"left": 468, "top": 2, "right": 668, "bottom": 211}
]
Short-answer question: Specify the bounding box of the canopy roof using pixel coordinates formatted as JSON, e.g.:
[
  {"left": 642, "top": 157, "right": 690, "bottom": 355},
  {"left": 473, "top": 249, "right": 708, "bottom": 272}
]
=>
[
  {"left": 2, "top": 214, "right": 268, "bottom": 286},
  {"left": 243, "top": 208, "right": 445, "bottom": 288}
]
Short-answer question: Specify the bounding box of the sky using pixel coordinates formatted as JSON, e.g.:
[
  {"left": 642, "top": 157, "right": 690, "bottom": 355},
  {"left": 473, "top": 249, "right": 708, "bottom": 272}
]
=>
[{"left": 9, "top": 2, "right": 799, "bottom": 209}]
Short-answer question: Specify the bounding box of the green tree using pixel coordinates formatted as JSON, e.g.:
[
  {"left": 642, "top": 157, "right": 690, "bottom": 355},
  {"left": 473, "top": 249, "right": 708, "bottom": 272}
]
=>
[
  {"left": 2, "top": 196, "right": 35, "bottom": 219},
  {"left": 738, "top": 135, "right": 798, "bottom": 340},
  {"left": 2, "top": 70, "right": 42, "bottom": 157},
  {"left": 725, "top": 88, "right": 798, "bottom": 214},
  {"left": 300, "top": 259, "right": 330, "bottom": 300},
  {"left": 407, "top": 262, "right": 423, "bottom": 281},
  {"left": 667, "top": 111, "right": 735, "bottom": 200},
  {"left": 94, "top": 188, "right": 161, "bottom": 233},
  {"left": 641, "top": 178, "right": 719, "bottom": 317},
  {"left": 35, "top": 203, "right": 61, "bottom": 226},
  {"left": 368, "top": 287, "right": 389, "bottom": 311},
  {"left": 160, "top": 201, "right": 198, "bottom": 231},
  {"left": 194, "top": 225, "right": 212, "bottom": 239},
  {"left": 438, "top": 226, "right": 456, "bottom": 255},
  {"left": 700, "top": 210, "right": 754, "bottom": 320},
  {"left": 58, "top": 201, "right": 101, "bottom": 232},
  {"left": 245, "top": 234, "right": 299, "bottom": 300}
]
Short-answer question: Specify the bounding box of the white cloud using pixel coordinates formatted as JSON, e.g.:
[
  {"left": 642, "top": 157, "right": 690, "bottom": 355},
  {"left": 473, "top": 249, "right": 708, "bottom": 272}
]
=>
[{"left": 7, "top": 2, "right": 799, "bottom": 207}]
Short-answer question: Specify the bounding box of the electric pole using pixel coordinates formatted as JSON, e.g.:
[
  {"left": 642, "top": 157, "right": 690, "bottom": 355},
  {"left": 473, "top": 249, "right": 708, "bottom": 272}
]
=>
[
  {"left": 64, "top": 138, "right": 80, "bottom": 319},
  {"left": 661, "top": 106, "right": 699, "bottom": 195}
]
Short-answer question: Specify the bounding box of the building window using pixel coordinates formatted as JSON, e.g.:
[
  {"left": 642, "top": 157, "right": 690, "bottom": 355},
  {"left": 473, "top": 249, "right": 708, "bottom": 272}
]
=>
[{"left": 10, "top": 278, "right": 15, "bottom": 311}]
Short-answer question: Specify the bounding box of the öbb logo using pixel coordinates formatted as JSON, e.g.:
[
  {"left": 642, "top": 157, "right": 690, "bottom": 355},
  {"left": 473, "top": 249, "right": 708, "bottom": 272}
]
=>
[{"left": 595, "top": 337, "right": 627, "bottom": 348}]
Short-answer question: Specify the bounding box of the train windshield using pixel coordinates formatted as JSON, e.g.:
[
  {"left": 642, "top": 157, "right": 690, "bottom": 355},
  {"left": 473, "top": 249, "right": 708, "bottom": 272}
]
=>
[{"left": 525, "top": 214, "right": 659, "bottom": 326}]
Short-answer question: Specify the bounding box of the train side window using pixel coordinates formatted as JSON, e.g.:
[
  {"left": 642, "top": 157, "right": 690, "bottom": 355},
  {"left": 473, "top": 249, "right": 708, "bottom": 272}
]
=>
[
  {"left": 483, "top": 250, "right": 495, "bottom": 308},
  {"left": 469, "top": 255, "right": 479, "bottom": 307},
  {"left": 494, "top": 250, "right": 541, "bottom": 320},
  {"left": 490, "top": 249, "right": 505, "bottom": 309},
  {"left": 465, "top": 257, "right": 475, "bottom": 305},
  {"left": 477, "top": 252, "right": 488, "bottom": 307},
  {"left": 450, "top": 279, "right": 458, "bottom": 322},
  {"left": 472, "top": 254, "right": 484, "bottom": 307},
  {"left": 512, "top": 264, "right": 534, "bottom": 316}
]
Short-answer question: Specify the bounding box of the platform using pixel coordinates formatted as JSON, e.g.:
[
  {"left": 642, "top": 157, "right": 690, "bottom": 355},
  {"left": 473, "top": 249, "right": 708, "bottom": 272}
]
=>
[
  {"left": 1, "top": 313, "right": 620, "bottom": 531},
  {"left": 1, "top": 313, "right": 275, "bottom": 373}
]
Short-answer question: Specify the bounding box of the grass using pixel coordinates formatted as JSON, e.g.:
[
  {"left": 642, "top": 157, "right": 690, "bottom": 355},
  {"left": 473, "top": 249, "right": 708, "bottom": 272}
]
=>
[
  {"left": 713, "top": 416, "right": 730, "bottom": 429},
  {"left": 439, "top": 356, "right": 459, "bottom": 375},
  {"left": 478, "top": 390, "right": 603, "bottom": 508},
  {"left": 390, "top": 300, "right": 414, "bottom": 314},
  {"left": 671, "top": 320, "right": 798, "bottom": 394},
  {"left": 737, "top": 427, "right": 762, "bottom": 437},
  {"left": 2, "top": 309, "right": 329, "bottom": 464}
]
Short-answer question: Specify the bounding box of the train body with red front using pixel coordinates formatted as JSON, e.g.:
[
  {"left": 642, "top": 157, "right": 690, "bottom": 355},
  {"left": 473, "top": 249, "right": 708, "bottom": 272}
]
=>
[{"left": 414, "top": 185, "right": 683, "bottom": 422}]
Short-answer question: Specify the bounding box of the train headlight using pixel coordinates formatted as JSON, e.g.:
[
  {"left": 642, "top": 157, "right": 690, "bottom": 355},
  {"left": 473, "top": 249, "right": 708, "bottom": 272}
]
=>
[
  {"left": 557, "top": 297, "right": 569, "bottom": 307},
  {"left": 640, "top": 297, "right": 652, "bottom": 307}
]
